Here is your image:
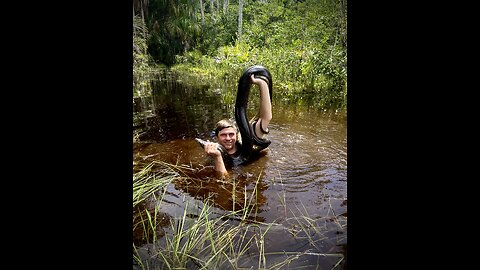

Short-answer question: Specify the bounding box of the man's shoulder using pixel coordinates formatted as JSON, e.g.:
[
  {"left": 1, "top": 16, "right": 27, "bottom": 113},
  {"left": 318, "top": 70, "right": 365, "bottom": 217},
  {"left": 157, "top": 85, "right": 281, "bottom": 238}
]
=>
[{"left": 233, "top": 141, "right": 242, "bottom": 155}]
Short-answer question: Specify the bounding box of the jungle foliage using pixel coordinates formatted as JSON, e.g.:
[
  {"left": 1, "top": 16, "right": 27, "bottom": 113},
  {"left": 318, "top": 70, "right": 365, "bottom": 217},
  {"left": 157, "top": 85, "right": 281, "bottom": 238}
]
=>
[{"left": 133, "top": 0, "right": 347, "bottom": 110}]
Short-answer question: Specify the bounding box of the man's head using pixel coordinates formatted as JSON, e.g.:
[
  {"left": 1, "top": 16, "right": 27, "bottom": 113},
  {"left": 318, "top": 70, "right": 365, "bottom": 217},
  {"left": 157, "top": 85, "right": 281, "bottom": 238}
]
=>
[{"left": 215, "top": 119, "right": 238, "bottom": 151}]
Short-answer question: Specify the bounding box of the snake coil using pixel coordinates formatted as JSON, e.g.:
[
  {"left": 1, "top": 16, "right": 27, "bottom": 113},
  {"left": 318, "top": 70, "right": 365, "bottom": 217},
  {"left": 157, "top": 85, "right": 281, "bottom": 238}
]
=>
[{"left": 234, "top": 65, "right": 273, "bottom": 164}]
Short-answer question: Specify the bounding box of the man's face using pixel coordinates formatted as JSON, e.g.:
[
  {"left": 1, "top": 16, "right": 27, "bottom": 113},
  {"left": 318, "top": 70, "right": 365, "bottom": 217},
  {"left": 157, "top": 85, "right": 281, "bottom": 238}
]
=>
[{"left": 217, "top": 127, "right": 237, "bottom": 150}]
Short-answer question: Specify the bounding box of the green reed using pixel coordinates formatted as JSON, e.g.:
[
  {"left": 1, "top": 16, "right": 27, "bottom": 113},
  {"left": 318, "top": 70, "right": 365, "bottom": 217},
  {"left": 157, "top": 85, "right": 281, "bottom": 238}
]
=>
[{"left": 133, "top": 161, "right": 345, "bottom": 269}]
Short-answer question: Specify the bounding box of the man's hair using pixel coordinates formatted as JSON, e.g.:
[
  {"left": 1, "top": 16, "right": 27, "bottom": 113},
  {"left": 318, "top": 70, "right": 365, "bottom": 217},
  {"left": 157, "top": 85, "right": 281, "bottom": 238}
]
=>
[{"left": 215, "top": 119, "right": 238, "bottom": 136}]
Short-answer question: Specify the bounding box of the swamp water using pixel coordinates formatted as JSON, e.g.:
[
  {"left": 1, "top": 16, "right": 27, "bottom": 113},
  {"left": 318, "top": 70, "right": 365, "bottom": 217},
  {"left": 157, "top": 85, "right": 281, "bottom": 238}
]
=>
[{"left": 133, "top": 71, "right": 347, "bottom": 269}]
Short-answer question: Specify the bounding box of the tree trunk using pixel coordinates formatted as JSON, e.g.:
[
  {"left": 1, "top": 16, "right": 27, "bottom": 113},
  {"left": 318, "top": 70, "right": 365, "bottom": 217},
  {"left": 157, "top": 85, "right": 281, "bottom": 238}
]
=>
[
  {"left": 199, "top": 0, "right": 205, "bottom": 26},
  {"left": 223, "top": 0, "right": 229, "bottom": 15},
  {"left": 210, "top": 0, "right": 214, "bottom": 20},
  {"left": 238, "top": 0, "right": 243, "bottom": 42}
]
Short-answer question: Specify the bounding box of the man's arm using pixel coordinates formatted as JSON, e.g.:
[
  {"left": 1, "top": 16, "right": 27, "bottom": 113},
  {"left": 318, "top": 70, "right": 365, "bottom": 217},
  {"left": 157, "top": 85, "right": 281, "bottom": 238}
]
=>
[
  {"left": 204, "top": 142, "right": 228, "bottom": 177},
  {"left": 251, "top": 74, "right": 272, "bottom": 138}
]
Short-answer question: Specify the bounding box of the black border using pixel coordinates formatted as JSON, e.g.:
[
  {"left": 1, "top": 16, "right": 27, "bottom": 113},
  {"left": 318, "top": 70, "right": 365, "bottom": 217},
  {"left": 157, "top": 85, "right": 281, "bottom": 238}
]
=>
[{"left": 12, "top": 2, "right": 133, "bottom": 268}]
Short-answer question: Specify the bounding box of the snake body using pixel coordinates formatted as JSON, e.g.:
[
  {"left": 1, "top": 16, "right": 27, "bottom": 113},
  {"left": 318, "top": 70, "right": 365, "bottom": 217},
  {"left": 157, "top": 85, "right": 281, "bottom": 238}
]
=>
[{"left": 234, "top": 65, "right": 273, "bottom": 164}]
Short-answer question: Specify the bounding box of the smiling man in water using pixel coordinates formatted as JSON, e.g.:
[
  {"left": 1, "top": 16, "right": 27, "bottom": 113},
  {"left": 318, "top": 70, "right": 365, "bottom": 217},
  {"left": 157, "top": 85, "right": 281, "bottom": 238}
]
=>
[{"left": 202, "top": 74, "right": 272, "bottom": 177}]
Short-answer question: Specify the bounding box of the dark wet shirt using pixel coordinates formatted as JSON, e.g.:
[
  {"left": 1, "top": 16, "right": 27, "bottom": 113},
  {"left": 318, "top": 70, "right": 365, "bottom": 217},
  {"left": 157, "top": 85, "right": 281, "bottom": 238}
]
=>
[
  {"left": 222, "top": 141, "right": 267, "bottom": 167},
  {"left": 221, "top": 141, "right": 243, "bottom": 168}
]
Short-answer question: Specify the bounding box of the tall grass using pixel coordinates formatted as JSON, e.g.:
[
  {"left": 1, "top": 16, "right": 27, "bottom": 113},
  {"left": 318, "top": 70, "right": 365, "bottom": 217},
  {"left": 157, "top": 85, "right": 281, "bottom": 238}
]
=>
[
  {"left": 133, "top": 161, "right": 176, "bottom": 208},
  {"left": 133, "top": 161, "right": 345, "bottom": 269}
]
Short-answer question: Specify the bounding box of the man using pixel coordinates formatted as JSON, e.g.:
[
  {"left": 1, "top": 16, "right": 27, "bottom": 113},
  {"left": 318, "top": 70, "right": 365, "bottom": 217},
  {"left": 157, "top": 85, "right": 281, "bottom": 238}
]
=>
[{"left": 203, "top": 74, "right": 272, "bottom": 177}]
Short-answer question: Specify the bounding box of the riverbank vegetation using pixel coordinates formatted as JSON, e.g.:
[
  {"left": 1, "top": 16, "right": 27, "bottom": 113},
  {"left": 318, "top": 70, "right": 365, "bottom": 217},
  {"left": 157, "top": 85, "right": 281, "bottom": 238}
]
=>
[{"left": 133, "top": 0, "right": 347, "bottom": 110}]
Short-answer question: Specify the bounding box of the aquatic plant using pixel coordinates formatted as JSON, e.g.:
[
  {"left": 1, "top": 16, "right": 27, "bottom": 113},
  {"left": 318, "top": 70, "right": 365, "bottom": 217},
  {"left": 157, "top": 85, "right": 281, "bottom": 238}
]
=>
[{"left": 133, "top": 161, "right": 345, "bottom": 269}]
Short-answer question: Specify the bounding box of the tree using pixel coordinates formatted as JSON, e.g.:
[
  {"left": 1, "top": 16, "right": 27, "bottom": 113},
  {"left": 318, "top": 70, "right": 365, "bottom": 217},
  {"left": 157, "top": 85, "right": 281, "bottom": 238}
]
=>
[
  {"left": 238, "top": 0, "right": 243, "bottom": 42},
  {"left": 210, "top": 0, "right": 215, "bottom": 20},
  {"left": 223, "top": 0, "right": 229, "bottom": 15},
  {"left": 199, "top": 0, "right": 205, "bottom": 26}
]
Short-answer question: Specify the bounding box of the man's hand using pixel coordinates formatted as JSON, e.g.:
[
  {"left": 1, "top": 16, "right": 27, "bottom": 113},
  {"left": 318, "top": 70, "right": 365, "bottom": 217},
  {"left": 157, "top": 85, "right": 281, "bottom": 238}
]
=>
[
  {"left": 251, "top": 74, "right": 268, "bottom": 86},
  {"left": 204, "top": 140, "right": 228, "bottom": 176},
  {"left": 204, "top": 141, "right": 222, "bottom": 157}
]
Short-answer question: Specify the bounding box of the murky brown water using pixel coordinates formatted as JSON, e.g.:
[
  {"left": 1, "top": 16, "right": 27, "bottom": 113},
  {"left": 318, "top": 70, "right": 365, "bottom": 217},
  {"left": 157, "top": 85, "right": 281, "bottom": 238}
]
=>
[{"left": 133, "top": 71, "right": 347, "bottom": 269}]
